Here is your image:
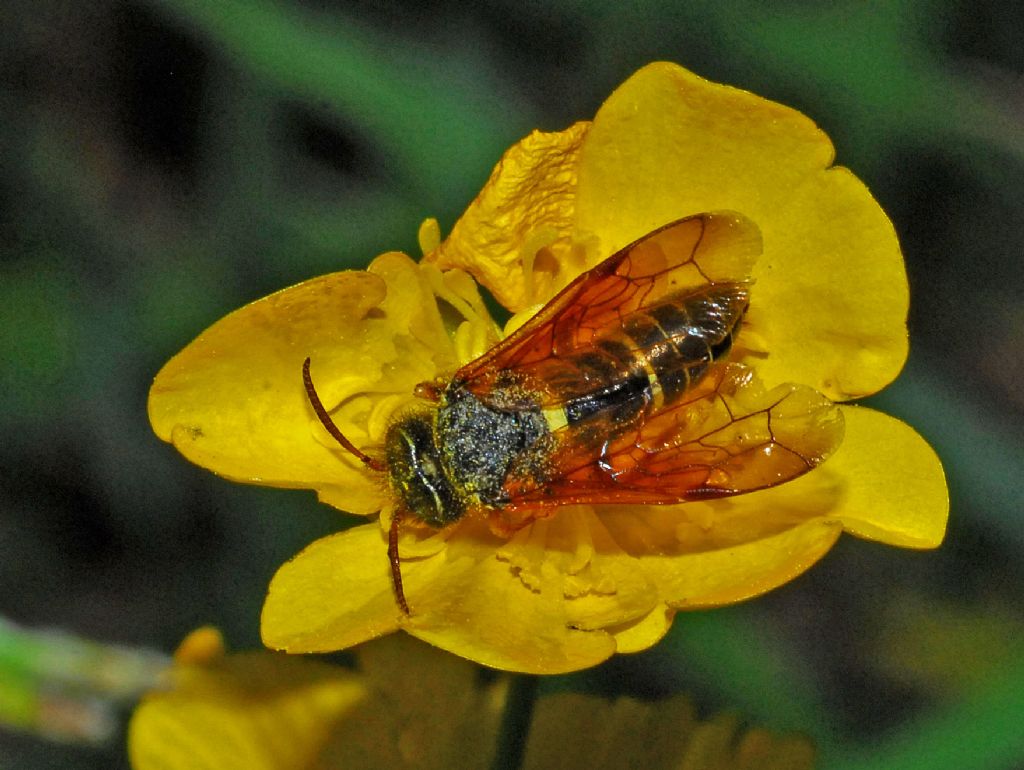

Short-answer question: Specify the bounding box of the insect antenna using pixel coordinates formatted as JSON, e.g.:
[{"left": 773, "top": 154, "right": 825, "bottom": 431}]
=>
[
  {"left": 302, "top": 357, "right": 385, "bottom": 472},
  {"left": 388, "top": 508, "right": 411, "bottom": 615}
]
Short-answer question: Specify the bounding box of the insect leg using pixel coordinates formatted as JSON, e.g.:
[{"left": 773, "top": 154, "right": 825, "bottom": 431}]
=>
[
  {"left": 388, "top": 508, "right": 411, "bottom": 616},
  {"left": 413, "top": 379, "right": 445, "bottom": 403}
]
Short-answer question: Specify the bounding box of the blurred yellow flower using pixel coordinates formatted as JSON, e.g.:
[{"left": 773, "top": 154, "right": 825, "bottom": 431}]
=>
[
  {"left": 130, "top": 630, "right": 814, "bottom": 770},
  {"left": 523, "top": 692, "right": 816, "bottom": 770},
  {"left": 128, "top": 630, "right": 505, "bottom": 770},
  {"left": 149, "top": 62, "right": 948, "bottom": 674}
]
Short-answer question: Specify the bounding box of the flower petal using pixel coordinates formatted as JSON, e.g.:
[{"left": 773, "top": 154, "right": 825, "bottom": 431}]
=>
[
  {"left": 262, "top": 524, "right": 401, "bottom": 652},
  {"left": 643, "top": 518, "right": 843, "bottom": 608},
  {"left": 129, "top": 650, "right": 364, "bottom": 770},
  {"left": 607, "top": 605, "right": 675, "bottom": 654},
  {"left": 574, "top": 62, "right": 908, "bottom": 401},
  {"left": 401, "top": 519, "right": 618, "bottom": 674},
  {"left": 267, "top": 511, "right": 660, "bottom": 672},
  {"left": 174, "top": 626, "right": 226, "bottom": 665},
  {"left": 826, "top": 406, "right": 949, "bottom": 548},
  {"left": 149, "top": 253, "right": 449, "bottom": 515},
  {"left": 430, "top": 122, "right": 590, "bottom": 311}
]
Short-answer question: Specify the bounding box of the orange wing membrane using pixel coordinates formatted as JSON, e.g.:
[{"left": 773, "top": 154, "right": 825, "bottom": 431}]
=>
[{"left": 501, "top": 364, "right": 843, "bottom": 512}]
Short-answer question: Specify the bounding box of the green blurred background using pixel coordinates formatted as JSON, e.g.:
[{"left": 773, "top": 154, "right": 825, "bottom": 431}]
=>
[{"left": 2, "top": 1, "right": 1022, "bottom": 768}]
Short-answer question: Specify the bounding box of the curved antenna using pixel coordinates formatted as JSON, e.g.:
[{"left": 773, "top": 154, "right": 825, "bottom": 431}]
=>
[
  {"left": 388, "top": 508, "right": 411, "bottom": 615},
  {"left": 302, "top": 357, "right": 385, "bottom": 473}
]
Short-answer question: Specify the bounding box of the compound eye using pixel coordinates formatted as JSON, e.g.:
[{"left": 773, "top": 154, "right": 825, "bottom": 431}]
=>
[{"left": 386, "top": 417, "right": 464, "bottom": 528}]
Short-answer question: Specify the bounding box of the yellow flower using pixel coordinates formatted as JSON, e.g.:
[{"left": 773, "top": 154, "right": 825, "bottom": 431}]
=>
[
  {"left": 130, "top": 630, "right": 814, "bottom": 770},
  {"left": 128, "top": 630, "right": 506, "bottom": 770},
  {"left": 148, "top": 62, "right": 948, "bottom": 674}
]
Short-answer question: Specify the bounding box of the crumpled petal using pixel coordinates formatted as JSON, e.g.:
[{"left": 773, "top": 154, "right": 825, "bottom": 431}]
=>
[
  {"left": 429, "top": 122, "right": 590, "bottom": 310},
  {"left": 574, "top": 62, "right": 908, "bottom": 401}
]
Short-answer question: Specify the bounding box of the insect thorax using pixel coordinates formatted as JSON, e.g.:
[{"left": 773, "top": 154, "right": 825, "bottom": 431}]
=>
[{"left": 384, "top": 386, "right": 548, "bottom": 528}]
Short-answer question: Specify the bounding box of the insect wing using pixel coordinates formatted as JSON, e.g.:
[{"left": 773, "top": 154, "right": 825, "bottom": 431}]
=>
[
  {"left": 454, "top": 212, "right": 762, "bottom": 406},
  {"left": 502, "top": 364, "right": 844, "bottom": 508}
]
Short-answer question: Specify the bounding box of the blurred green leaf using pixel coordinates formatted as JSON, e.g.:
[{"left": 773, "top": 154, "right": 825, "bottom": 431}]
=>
[
  {"left": 829, "top": 649, "right": 1024, "bottom": 770},
  {"left": 149, "top": 0, "right": 536, "bottom": 213},
  {"left": 650, "top": 607, "right": 835, "bottom": 752},
  {"left": 0, "top": 264, "right": 75, "bottom": 419},
  {"left": 727, "top": 0, "right": 1024, "bottom": 163},
  {"left": 874, "top": 593, "right": 1024, "bottom": 698}
]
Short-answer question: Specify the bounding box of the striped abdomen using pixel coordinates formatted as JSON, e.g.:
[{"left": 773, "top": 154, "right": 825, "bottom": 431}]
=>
[{"left": 559, "top": 282, "right": 748, "bottom": 428}]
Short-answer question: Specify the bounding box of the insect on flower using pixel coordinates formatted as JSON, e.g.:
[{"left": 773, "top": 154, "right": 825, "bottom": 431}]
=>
[{"left": 303, "top": 212, "right": 844, "bottom": 615}]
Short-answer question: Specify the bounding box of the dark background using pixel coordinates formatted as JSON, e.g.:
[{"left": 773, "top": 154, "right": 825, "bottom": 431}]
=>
[{"left": 2, "top": 1, "right": 1023, "bottom": 768}]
